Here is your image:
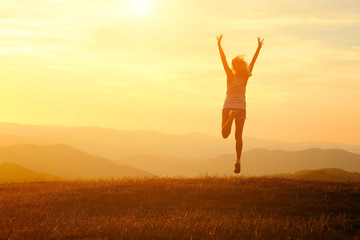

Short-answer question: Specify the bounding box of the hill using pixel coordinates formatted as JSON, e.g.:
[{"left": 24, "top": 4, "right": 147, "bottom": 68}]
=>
[
  {"left": 0, "top": 144, "right": 153, "bottom": 179},
  {"left": 117, "top": 148, "right": 360, "bottom": 176},
  {"left": 241, "top": 148, "right": 360, "bottom": 175},
  {"left": 245, "top": 137, "right": 360, "bottom": 155},
  {"left": 0, "top": 178, "right": 359, "bottom": 239},
  {"left": 293, "top": 168, "right": 360, "bottom": 182},
  {"left": 0, "top": 162, "right": 61, "bottom": 183},
  {"left": 0, "top": 128, "right": 234, "bottom": 159}
]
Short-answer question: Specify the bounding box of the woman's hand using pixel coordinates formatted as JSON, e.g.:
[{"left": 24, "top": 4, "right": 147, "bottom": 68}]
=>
[
  {"left": 249, "top": 37, "right": 264, "bottom": 73},
  {"left": 257, "top": 37, "right": 264, "bottom": 48},
  {"left": 216, "top": 34, "right": 223, "bottom": 46}
]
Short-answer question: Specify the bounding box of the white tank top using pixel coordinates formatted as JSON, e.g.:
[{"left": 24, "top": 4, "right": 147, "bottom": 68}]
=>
[{"left": 223, "top": 75, "right": 246, "bottom": 109}]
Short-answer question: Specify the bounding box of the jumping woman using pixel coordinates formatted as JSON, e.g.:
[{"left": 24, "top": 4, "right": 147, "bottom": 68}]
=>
[{"left": 217, "top": 34, "right": 264, "bottom": 174}]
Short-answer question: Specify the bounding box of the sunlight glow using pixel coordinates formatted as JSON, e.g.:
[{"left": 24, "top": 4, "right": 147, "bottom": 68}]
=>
[
  {"left": 128, "top": 0, "right": 151, "bottom": 17},
  {"left": 0, "top": 0, "right": 359, "bottom": 144}
]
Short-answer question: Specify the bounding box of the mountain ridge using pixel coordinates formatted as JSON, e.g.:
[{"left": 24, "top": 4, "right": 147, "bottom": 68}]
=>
[
  {"left": 0, "top": 122, "right": 359, "bottom": 161},
  {"left": 0, "top": 162, "right": 62, "bottom": 182},
  {"left": 117, "top": 148, "right": 360, "bottom": 177},
  {"left": 0, "top": 144, "right": 153, "bottom": 179}
]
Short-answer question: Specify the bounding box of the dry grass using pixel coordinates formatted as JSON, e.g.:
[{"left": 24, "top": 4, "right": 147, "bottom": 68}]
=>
[{"left": 0, "top": 177, "right": 359, "bottom": 239}]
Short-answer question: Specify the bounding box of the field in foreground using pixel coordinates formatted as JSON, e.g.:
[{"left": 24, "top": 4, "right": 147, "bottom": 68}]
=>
[{"left": 1, "top": 178, "right": 360, "bottom": 240}]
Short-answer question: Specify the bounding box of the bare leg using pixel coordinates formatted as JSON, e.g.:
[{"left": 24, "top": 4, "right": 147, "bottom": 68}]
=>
[
  {"left": 234, "top": 116, "right": 245, "bottom": 173},
  {"left": 235, "top": 117, "right": 245, "bottom": 162}
]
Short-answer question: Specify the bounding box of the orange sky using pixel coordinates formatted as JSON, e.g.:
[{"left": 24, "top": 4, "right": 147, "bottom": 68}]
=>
[{"left": 0, "top": 0, "right": 359, "bottom": 144}]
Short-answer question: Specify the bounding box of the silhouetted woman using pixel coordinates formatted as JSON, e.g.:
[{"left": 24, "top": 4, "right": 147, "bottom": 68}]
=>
[{"left": 217, "top": 34, "right": 264, "bottom": 174}]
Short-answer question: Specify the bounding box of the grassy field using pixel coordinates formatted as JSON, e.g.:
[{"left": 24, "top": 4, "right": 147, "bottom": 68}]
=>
[{"left": 1, "top": 177, "right": 359, "bottom": 240}]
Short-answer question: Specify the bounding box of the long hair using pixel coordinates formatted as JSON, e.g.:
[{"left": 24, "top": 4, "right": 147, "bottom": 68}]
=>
[{"left": 231, "top": 55, "right": 252, "bottom": 79}]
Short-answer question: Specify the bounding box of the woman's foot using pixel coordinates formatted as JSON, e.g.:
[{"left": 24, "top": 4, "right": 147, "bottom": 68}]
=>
[{"left": 234, "top": 162, "right": 241, "bottom": 174}]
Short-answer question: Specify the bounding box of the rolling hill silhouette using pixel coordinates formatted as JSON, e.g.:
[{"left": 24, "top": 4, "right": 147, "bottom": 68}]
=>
[
  {"left": 0, "top": 144, "right": 153, "bottom": 179},
  {"left": 117, "top": 148, "right": 360, "bottom": 176},
  {"left": 241, "top": 148, "right": 360, "bottom": 175},
  {"left": 1, "top": 123, "right": 359, "bottom": 178},
  {"left": 0, "top": 162, "right": 61, "bottom": 182},
  {"left": 0, "top": 128, "right": 234, "bottom": 159},
  {"left": 291, "top": 168, "right": 360, "bottom": 182},
  {"left": 0, "top": 143, "right": 359, "bottom": 179}
]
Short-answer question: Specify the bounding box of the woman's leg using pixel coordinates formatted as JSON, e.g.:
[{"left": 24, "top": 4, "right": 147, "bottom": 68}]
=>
[
  {"left": 221, "top": 108, "right": 235, "bottom": 138},
  {"left": 234, "top": 113, "right": 245, "bottom": 164}
]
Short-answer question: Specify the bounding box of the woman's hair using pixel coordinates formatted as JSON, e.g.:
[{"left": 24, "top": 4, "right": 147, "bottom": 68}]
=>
[{"left": 231, "top": 55, "right": 252, "bottom": 78}]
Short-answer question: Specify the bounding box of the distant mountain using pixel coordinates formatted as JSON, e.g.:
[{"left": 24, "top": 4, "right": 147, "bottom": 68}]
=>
[
  {"left": 276, "top": 168, "right": 360, "bottom": 182},
  {"left": 241, "top": 148, "right": 360, "bottom": 175},
  {"left": 245, "top": 137, "right": 360, "bottom": 155},
  {"left": 0, "top": 122, "right": 359, "bottom": 161},
  {"left": 0, "top": 144, "right": 153, "bottom": 179},
  {"left": 117, "top": 148, "right": 360, "bottom": 177},
  {"left": 0, "top": 134, "right": 33, "bottom": 146},
  {"left": 0, "top": 162, "right": 61, "bottom": 183},
  {"left": 0, "top": 128, "right": 235, "bottom": 159}
]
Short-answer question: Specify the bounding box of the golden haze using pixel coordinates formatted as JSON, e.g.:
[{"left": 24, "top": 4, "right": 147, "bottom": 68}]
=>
[{"left": 0, "top": 0, "right": 359, "bottom": 144}]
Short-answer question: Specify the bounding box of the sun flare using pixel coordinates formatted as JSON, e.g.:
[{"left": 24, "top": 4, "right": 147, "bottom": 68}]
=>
[{"left": 129, "top": 0, "right": 151, "bottom": 16}]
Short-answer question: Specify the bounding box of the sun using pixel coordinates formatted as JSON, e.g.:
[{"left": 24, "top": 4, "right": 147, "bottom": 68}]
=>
[{"left": 129, "top": 0, "right": 151, "bottom": 17}]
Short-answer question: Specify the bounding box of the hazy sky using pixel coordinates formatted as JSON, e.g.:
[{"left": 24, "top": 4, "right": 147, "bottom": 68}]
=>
[{"left": 1, "top": 0, "right": 359, "bottom": 144}]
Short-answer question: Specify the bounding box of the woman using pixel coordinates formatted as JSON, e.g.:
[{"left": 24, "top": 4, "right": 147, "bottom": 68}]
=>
[{"left": 217, "top": 34, "right": 264, "bottom": 174}]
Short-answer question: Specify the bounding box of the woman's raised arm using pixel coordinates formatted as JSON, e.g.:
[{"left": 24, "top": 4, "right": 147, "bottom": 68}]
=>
[
  {"left": 248, "top": 37, "right": 264, "bottom": 74},
  {"left": 217, "top": 34, "right": 232, "bottom": 76}
]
